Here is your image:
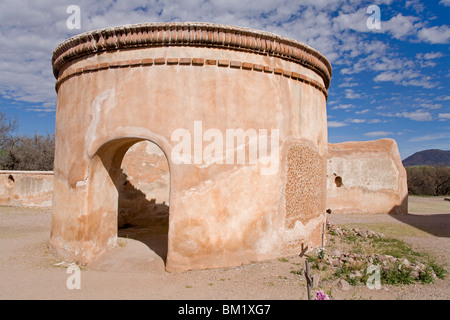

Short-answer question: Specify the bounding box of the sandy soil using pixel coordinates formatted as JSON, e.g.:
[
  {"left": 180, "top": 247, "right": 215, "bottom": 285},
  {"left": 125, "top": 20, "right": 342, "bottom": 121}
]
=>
[{"left": 0, "top": 196, "right": 448, "bottom": 300}]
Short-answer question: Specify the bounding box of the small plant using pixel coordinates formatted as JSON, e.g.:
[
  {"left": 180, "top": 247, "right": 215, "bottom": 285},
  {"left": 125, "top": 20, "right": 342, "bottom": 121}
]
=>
[
  {"left": 314, "top": 290, "right": 330, "bottom": 300},
  {"left": 317, "top": 247, "right": 326, "bottom": 260},
  {"left": 290, "top": 268, "right": 303, "bottom": 276},
  {"left": 429, "top": 260, "right": 447, "bottom": 279},
  {"left": 380, "top": 262, "right": 414, "bottom": 285}
]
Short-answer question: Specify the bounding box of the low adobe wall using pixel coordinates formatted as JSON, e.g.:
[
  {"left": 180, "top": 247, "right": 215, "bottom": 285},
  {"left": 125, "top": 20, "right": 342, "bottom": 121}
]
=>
[
  {"left": 326, "top": 139, "right": 408, "bottom": 214},
  {"left": 0, "top": 143, "right": 168, "bottom": 213},
  {"left": 0, "top": 138, "right": 408, "bottom": 218},
  {"left": 0, "top": 171, "right": 54, "bottom": 208}
]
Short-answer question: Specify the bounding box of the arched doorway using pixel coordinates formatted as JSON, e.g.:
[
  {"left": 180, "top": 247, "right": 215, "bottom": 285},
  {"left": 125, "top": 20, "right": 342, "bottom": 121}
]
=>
[
  {"left": 87, "top": 138, "right": 170, "bottom": 265},
  {"left": 117, "top": 140, "right": 170, "bottom": 262}
]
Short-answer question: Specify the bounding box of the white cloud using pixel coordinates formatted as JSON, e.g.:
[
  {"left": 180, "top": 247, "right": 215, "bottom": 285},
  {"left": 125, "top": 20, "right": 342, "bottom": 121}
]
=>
[
  {"left": 364, "top": 131, "right": 394, "bottom": 137},
  {"left": 332, "top": 104, "right": 354, "bottom": 110},
  {"left": 405, "top": 0, "right": 425, "bottom": 13},
  {"left": 333, "top": 9, "right": 421, "bottom": 40},
  {"left": 383, "top": 13, "right": 421, "bottom": 39},
  {"left": 373, "top": 69, "right": 437, "bottom": 89},
  {"left": 417, "top": 25, "right": 450, "bottom": 44},
  {"left": 345, "top": 89, "right": 361, "bottom": 99},
  {"left": 399, "top": 110, "right": 433, "bottom": 121},
  {"left": 438, "top": 113, "right": 450, "bottom": 120},
  {"left": 338, "top": 82, "right": 358, "bottom": 88},
  {"left": 348, "top": 118, "right": 366, "bottom": 123},
  {"left": 420, "top": 103, "right": 442, "bottom": 110},
  {"left": 381, "top": 109, "right": 433, "bottom": 121},
  {"left": 416, "top": 52, "right": 444, "bottom": 60},
  {"left": 439, "top": 0, "right": 450, "bottom": 7},
  {"left": 328, "top": 121, "right": 348, "bottom": 128},
  {"left": 332, "top": 7, "right": 369, "bottom": 33},
  {"left": 410, "top": 132, "right": 449, "bottom": 142},
  {"left": 355, "top": 109, "right": 370, "bottom": 114}
]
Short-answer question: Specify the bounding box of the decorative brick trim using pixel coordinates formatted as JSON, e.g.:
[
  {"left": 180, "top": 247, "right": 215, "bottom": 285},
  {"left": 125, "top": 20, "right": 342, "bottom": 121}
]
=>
[
  {"left": 52, "top": 22, "right": 332, "bottom": 89},
  {"left": 54, "top": 57, "right": 328, "bottom": 99}
]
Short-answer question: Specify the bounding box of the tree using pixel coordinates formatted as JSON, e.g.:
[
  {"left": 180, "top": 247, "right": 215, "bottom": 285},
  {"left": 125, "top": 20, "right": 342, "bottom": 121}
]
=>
[
  {"left": 406, "top": 166, "right": 450, "bottom": 196},
  {"left": 0, "top": 111, "right": 17, "bottom": 148},
  {"left": 435, "top": 167, "right": 450, "bottom": 196},
  {"left": 0, "top": 133, "right": 55, "bottom": 171}
]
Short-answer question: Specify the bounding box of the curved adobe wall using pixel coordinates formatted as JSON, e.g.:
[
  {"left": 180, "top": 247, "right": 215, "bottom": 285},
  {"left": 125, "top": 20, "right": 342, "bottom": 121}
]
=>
[{"left": 50, "top": 22, "right": 331, "bottom": 272}]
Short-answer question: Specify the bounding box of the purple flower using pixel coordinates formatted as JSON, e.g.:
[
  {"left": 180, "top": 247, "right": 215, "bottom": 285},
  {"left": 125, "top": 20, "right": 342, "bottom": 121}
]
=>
[{"left": 314, "top": 290, "right": 330, "bottom": 300}]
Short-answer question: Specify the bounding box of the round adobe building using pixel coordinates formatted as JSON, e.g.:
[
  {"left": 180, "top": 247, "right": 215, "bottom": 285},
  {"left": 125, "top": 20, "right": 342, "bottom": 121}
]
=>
[{"left": 50, "top": 22, "right": 332, "bottom": 272}]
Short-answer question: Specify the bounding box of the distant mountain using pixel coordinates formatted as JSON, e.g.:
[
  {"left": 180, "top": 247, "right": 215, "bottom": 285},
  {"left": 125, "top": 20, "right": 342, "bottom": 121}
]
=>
[{"left": 403, "top": 149, "right": 450, "bottom": 167}]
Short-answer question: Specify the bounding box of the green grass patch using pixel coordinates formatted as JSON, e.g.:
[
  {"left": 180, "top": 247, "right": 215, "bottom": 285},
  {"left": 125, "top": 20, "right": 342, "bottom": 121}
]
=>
[{"left": 306, "top": 225, "right": 447, "bottom": 287}]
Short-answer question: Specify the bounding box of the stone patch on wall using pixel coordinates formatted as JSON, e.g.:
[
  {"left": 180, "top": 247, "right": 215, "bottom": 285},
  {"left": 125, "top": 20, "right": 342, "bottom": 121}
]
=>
[{"left": 285, "top": 144, "right": 327, "bottom": 228}]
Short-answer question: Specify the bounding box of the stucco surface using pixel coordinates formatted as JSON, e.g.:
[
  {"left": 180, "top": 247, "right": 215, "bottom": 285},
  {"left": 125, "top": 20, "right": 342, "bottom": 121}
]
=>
[
  {"left": 326, "top": 139, "right": 408, "bottom": 215},
  {"left": 0, "top": 171, "right": 53, "bottom": 208}
]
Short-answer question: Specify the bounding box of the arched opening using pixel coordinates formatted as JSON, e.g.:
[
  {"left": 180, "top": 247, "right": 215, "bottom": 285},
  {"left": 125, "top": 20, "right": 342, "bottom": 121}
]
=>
[
  {"left": 88, "top": 138, "right": 170, "bottom": 266},
  {"left": 117, "top": 141, "right": 170, "bottom": 262}
]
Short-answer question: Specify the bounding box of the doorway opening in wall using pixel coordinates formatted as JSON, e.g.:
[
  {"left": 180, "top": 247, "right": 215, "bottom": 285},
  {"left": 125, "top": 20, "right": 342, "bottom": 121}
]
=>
[{"left": 116, "top": 140, "right": 170, "bottom": 263}]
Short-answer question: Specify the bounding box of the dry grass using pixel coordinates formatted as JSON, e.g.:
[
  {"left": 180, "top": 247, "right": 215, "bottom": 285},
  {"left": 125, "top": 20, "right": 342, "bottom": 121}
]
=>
[{"left": 408, "top": 196, "right": 449, "bottom": 213}]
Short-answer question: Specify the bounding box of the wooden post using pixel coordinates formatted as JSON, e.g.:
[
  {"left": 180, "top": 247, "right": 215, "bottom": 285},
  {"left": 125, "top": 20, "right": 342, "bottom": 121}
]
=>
[
  {"left": 305, "top": 260, "right": 312, "bottom": 300},
  {"left": 321, "top": 222, "right": 325, "bottom": 249}
]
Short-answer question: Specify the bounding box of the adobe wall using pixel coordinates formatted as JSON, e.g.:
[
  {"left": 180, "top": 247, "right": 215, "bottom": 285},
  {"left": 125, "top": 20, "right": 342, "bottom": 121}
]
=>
[
  {"left": 0, "top": 171, "right": 53, "bottom": 208},
  {"left": 326, "top": 139, "right": 408, "bottom": 214},
  {"left": 49, "top": 22, "right": 331, "bottom": 272},
  {"left": 0, "top": 143, "right": 168, "bottom": 212}
]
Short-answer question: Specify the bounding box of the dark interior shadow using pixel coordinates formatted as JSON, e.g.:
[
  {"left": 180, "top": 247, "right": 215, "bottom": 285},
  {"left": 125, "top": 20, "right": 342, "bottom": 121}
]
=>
[{"left": 115, "top": 170, "right": 169, "bottom": 263}]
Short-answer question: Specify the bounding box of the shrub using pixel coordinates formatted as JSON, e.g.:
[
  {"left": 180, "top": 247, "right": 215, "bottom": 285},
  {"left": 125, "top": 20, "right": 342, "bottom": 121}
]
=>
[{"left": 405, "top": 166, "right": 450, "bottom": 196}]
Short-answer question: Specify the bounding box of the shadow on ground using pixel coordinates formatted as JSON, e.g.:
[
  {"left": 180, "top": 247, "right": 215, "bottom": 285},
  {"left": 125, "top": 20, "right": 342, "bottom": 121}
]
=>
[{"left": 388, "top": 212, "right": 450, "bottom": 238}]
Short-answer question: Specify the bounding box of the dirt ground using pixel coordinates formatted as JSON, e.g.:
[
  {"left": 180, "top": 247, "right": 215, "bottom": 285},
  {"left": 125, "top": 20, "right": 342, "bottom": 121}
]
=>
[{"left": 0, "top": 196, "right": 449, "bottom": 300}]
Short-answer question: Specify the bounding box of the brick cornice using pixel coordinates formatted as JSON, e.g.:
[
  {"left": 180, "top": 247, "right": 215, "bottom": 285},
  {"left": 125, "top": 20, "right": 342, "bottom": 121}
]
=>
[
  {"left": 52, "top": 22, "right": 332, "bottom": 89},
  {"left": 54, "top": 57, "right": 328, "bottom": 99}
]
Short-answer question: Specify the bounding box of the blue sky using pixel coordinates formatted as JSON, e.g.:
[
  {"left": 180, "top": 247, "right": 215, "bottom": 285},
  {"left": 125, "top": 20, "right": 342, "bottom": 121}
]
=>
[{"left": 0, "top": 0, "right": 448, "bottom": 159}]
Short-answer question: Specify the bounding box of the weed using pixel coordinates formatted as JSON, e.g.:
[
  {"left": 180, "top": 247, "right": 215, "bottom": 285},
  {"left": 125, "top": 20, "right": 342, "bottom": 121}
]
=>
[
  {"left": 290, "top": 268, "right": 303, "bottom": 276},
  {"left": 371, "top": 238, "right": 421, "bottom": 261},
  {"left": 380, "top": 262, "right": 414, "bottom": 285},
  {"left": 429, "top": 260, "right": 447, "bottom": 280}
]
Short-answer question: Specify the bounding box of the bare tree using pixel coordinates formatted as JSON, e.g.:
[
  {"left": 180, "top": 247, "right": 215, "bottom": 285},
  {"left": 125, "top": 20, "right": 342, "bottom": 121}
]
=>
[
  {"left": 0, "top": 133, "right": 55, "bottom": 171},
  {"left": 0, "top": 111, "right": 17, "bottom": 148}
]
